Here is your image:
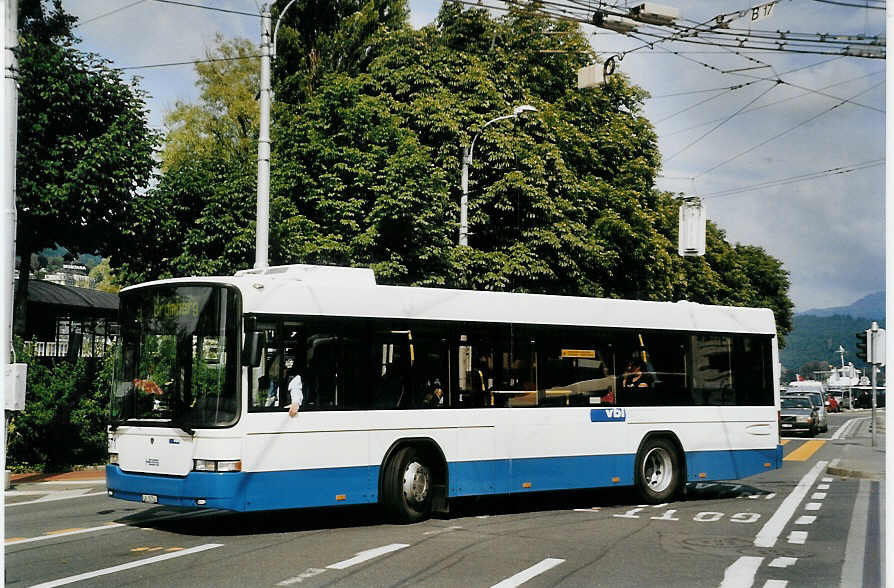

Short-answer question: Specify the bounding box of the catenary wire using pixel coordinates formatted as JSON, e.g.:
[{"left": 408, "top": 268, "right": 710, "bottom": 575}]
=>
[
  {"left": 808, "top": 0, "right": 885, "bottom": 9},
  {"left": 661, "top": 68, "right": 884, "bottom": 137},
  {"left": 696, "top": 79, "right": 884, "bottom": 177},
  {"left": 663, "top": 81, "right": 780, "bottom": 162},
  {"left": 75, "top": 0, "right": 147, "bottom": 27},
  {"left": 118, "top": 54, "right": 262, "bottom": 71},
  {"left": 698, "top": 159, "right": 884, "bottom": 199},
  {"left": 150, "top": 0, "right": 260, "bottom": 18}
]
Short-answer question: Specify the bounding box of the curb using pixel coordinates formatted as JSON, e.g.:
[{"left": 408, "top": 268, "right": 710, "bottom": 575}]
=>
[
  {"left": 826, "top": 458, "right": 884, "bottom": 482},
  {"left": 825, "top": 465, "right": 883, "bottom": 481}
]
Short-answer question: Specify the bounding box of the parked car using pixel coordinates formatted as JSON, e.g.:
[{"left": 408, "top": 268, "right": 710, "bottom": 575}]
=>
[
  {"left": 779, "top": 395, "right": 819, "bottom": 437},
  {"left": 854, "top": 388, "right": 886, "bottom": 409}
]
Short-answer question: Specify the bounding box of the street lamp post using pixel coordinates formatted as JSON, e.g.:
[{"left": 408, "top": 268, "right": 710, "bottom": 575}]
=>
[
  {"left": 255, "top": 0, "right": 299, "bottom": 269},
  {"left": 459, "top": 105, "right": 537, "bottom": 246}
]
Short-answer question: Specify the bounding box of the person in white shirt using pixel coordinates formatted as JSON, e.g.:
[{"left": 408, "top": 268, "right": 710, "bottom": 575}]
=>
[{"left": 287, "top": 371, "right": 303, "bottom": 417}]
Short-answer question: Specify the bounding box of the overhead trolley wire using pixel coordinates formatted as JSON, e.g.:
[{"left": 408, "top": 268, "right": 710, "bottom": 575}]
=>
[
  {"left": 808, "top": 0, "right": 885, "bottom": 9},
  {"left": 118, "top": 54, "right": 262, "bottom": 71},
  {"left": 696, "top": 78, "right": 884, "bottom": 177},
  {"left": 149, "top": 0, "right": 260, "bottom": 18},
  {"left": 698, "top": 159, "right": 884, "bottom": 199},
  {"left": 663, "top": 81, "right": 780, "bottom": 162},
  {"left": 75, "top": 0, "right": 147, "bottom": 27},
  {"left": 661, "top": 67, "right": 885, "bottom": 137}
]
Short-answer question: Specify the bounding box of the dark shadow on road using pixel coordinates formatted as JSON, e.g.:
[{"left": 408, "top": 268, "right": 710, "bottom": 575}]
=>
[{"left": 113, "top": 481, "right": 779, "bottom": 537}]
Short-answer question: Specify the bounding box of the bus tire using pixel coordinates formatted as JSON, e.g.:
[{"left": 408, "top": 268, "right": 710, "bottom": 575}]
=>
[
  {"left": 635, "top": 437, "right": 682, "bottom": 504},
  {"left": 383, "top": 446, "right": 433, "bottom": 523}
]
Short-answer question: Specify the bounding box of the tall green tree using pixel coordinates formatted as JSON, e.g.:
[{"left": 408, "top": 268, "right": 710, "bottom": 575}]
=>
[
  {"left": 14, "top": 0, "right": 157, "bottom": 332},
  {"left": 121, "top": 2, "right": 792, "bottom": 345},
  {"left": 272, "top": 0, "right": 409, "bottom": 102},
  {"left": 162, "top": 36, "right": 258, "bottom": 170}
]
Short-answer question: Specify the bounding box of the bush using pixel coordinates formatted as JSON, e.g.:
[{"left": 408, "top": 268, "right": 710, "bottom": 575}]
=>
[{"left": 7, "top": 339, "right": 110, "bottom": 471}]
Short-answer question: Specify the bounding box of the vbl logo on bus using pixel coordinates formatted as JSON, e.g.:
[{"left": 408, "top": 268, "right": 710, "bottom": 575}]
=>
[{"left": 590, "top": 408, "right": 626, "bottom": 422}]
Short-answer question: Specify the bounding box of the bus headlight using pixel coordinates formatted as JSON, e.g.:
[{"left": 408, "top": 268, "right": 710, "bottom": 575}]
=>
[{"left": 193, "top": 459, "right": 241, "bottom": 472}]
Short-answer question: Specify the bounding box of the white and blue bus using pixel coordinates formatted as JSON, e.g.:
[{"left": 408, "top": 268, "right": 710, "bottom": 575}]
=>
[{"left": 106, "top": 264, "right": 782, "bottom": 521}]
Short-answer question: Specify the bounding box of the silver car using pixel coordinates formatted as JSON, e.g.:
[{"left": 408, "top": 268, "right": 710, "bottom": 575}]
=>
[
  {"left": 785, "top": 392, "right": 827, "bottom": 432},
  {"left": 779, "top": 395, "right": 819, "bottom": 437}
]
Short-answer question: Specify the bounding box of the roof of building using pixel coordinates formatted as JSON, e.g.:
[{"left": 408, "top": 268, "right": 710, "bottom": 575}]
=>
[{"left": 23, "top": 279, "right": 118, "bottom": 312}]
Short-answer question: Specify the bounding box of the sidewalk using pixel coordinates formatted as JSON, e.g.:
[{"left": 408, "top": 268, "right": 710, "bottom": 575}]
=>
[
  {"left": 9, "top": 465, "right": 105, "bottom": 486},
  {"left": 826, "top": 413, "right": 886, "bottom": 481}
]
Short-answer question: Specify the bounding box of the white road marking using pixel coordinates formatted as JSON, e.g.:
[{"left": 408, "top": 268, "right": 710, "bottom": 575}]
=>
[
  {"left": 822, "top": 477, "right": 833, "bottom": 483},
  {"left": 831, "top": 417, "right": 868, "bottom": 440},
  {"left": 786, "top": 531, "right": 808, "bottom": 544},
  {"left": 28, "top": 543, "right": 223, "bottom": 587},
  {"left": 276, "top": 568, "right": 326, "bottom": 586},
  {"left": 719, "top": 556, "right": 763, "bottom": 588},
  {"left": 34, "top": 480, "right": 106, "bottom": 486},
  {"left": 762, "top": 581, "right": 788, "bottom": 587},
  {"left": 326, "top": 543, "right": 409, "bottom": 570},
  {"left": 840, "top": 479, "right": 871, "bottom": 588},
  {"left": 694, "top": 512, "right": 724, "bottom": 522},
  {"left": 754, "top": 460, "right": 827, "bottom": 547},
  {"left": 794, "top": 515, "right": 816, "bottom": 525},
  {"left": 805, "top": 502, "right": 822, "bottom": 511},
  {"left": 811, "top": 492, "right": 827, "bottom": 500},
  {"left": 730, "top": 513, "right": 761, "bottom": 524},
  {"left": 6, "top": 523, "right": 125, "bottom": 546},
  {"left": 423, "top": 526, "right": 463, "bottom": 535},
  {"left": 573, "top": 507, "right": 601, "bottom": 512},
  {"left": 817, "top": 484, "right": 830, "bottom": 490},
  {"left": 768, "top": 557, "right": 797, "bottom": 568},
  {"left": 490, "top": 558, "right": 565, "bottom": 588},
  {"left": 651, "top": 509, "right": 679, "bottom": 521},
  {"left": 614, "top": 507, "right": 645, "bottom": 519},
  {"left": 7, "top": 491, "right": 107, "bottom": 507}
]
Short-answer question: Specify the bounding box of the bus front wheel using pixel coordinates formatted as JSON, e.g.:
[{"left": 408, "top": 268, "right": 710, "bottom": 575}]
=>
[
  {"left": 383, "top": 446, "right": 432, "bottom": 523},
  {"left": 635, "top": 437, "right": 682, "bottom": 504}
]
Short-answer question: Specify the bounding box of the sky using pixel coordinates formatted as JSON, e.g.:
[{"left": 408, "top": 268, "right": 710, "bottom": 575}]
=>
[{"left": 59, "top": 0, "right": 886, "bottom": 313}]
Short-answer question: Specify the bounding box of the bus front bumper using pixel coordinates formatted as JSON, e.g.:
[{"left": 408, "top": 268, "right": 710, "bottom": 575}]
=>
[{"left": 105, "top": 464, "right": 246, "bottom": 511}]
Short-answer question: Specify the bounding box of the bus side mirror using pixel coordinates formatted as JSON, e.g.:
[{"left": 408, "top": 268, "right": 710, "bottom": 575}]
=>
[{"left": 242, "top": 331, "right": 264, "bottom": 367}]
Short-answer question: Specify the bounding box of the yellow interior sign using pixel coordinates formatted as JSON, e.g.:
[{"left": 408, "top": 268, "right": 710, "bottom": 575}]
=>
[{"left": 561, "top": 349, "right": 596, "bottom": 358}]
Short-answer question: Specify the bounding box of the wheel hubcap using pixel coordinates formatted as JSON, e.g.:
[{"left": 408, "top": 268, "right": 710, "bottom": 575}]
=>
[
  {"left": 402, "top": 461, "right": 430, "bottom": 504},
  {"left": 642, "top": 447, "right": 673, "bottom": 493}
]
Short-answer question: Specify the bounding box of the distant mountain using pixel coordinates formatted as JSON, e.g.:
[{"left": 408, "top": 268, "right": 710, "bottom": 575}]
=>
[
  {"left": 780, "top": 314, "right": 885, "bottom": 374},
  {"left": 801, "top": 291, "right": 885, "bottom": 321}
]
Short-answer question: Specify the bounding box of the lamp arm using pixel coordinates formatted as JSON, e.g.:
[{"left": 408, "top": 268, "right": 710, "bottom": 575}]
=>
[
  {"left": 272, "top": 0, "right": 299, "bottom": 60},
  {"left": 467, "top": 113, "right": 517, "bottom": 163}
]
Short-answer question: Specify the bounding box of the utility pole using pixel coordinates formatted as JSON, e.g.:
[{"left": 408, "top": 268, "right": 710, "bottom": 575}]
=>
[
  {"left": 255, "top": 5, "right": 272, "bottom": 269},
  {"left": 1, "top": 0, "right": 18, "bottom": 580},
  {"left": 869, "top": 321, "right": 885, "bottom": 447}
]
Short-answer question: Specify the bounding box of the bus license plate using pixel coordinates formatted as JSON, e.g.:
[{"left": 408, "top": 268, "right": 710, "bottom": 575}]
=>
[{"left": 141, "top": 494, "right": 158, "bottom": 504}]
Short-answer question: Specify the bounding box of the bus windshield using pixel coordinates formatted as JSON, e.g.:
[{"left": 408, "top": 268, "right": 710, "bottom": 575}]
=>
[{"left": 112, "top": 284, "right": 239, "bottom": 428}]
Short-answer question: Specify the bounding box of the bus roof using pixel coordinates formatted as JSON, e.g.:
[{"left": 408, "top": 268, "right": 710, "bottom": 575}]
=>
[{"left": 124, "top": 264, "right": 777, "bottom": 335}]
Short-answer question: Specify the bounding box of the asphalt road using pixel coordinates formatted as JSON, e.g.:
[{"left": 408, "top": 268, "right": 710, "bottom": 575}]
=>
[{"left": 6, "top": 411, "right": 885, "bottom": 588}]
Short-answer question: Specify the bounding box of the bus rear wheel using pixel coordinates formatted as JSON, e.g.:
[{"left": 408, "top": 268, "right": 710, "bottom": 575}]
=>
[
  {"left": 383, "top": 446, "right": 432, "bottom": 523},
  {"left": 635, "top": 437, "right": 682, "bottom": 504}
]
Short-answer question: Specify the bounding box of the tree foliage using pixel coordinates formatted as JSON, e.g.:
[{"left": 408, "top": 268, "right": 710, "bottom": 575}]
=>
[
  {"left": 14, "top": 0, "right": 157, "bottom": 331},
  {"left": 118, "top": 2, "right": 792, "bottom": 344},
  {"left": 7, "top": 341, "right": 111, "bottom": 469},
  {"left": 162, "top": 36, "right": 259, "bottom": 170}
]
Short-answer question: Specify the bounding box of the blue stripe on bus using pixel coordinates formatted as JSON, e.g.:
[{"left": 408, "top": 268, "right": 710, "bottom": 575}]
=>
[
  {"left": 684, "top": 447, "right": 781, "bottom": 481},
  {"left": 107, "top": 446, "right": 779, "bottom": 511}
]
